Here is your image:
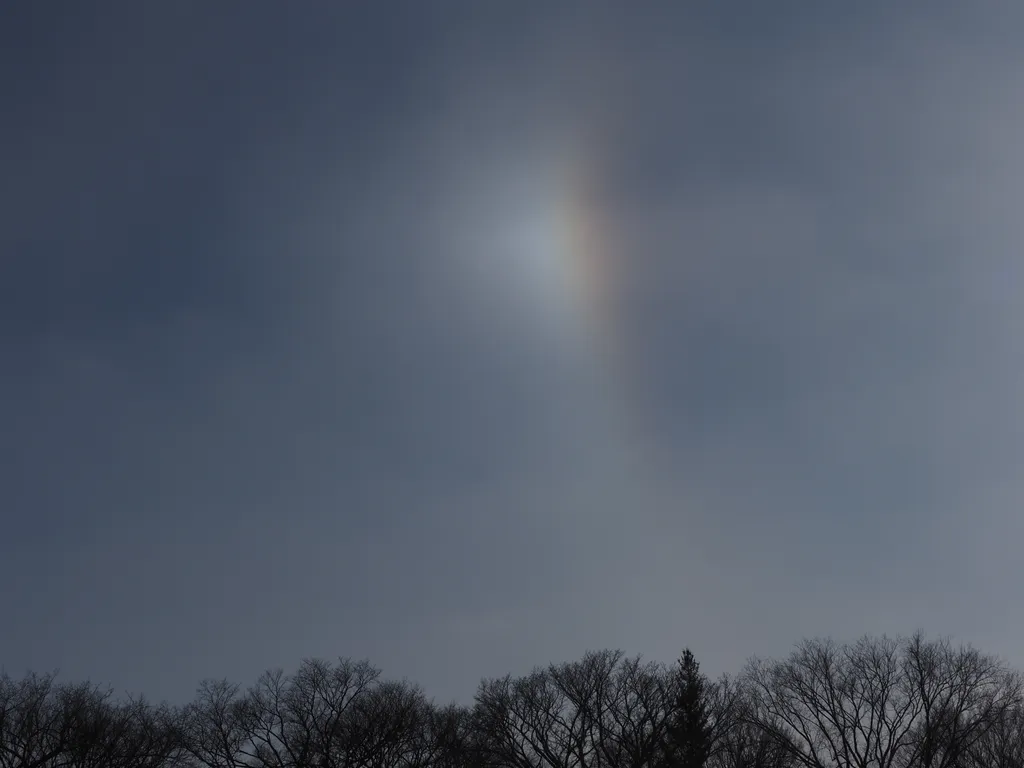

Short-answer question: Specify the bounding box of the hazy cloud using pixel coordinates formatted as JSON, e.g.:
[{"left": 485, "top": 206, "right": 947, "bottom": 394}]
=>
[{"left": 4, "top": 3, "right": 1024, "bottom": 706}]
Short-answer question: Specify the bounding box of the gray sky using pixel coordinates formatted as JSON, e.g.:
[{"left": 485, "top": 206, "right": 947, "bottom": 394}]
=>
[{"left": 4, "top": 3, "right": 1024, "bottom": 706}]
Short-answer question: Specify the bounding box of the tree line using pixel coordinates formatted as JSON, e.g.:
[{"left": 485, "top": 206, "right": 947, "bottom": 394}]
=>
[{"left": 3, "top": 631, "right": 1024, "bottom": 768}]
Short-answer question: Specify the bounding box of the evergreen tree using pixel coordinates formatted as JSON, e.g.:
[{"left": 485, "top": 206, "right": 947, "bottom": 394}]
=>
[{"left": 661, "top": 648, "right": 712, "bottom": 768}]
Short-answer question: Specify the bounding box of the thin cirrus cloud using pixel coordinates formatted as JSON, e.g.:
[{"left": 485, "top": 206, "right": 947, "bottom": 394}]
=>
[{"left": 2, "top": 3, "right": 1024, "bottom": 706}]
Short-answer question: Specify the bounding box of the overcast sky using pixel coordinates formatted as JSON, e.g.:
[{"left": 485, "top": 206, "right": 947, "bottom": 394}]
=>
[{"left": 4, "top": 2, "right": 1024, "bottom": 706}]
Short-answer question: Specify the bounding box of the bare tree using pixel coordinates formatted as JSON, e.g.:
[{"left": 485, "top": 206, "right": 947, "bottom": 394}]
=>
[
  {"left": 548, "top": 650, "right": 624, "bottom": 768},
  {"left": 742, "top": 636, "right": 921, "bottom": 768},
  {"left": 711, "top": 719, "right": 794, "bottom": 768},
  {"left": 0, "top": 670, "right": 61, "bottom": 768},
  {"left": 400, "top": 702, "right": 477, "bottom": 768},
  {"left": 963, "top": 703, "right": 1024, "bottom": 768},
  {"left": 341, "top": 678, "right": 428, "bottom": 768},
  {"left": 180, "top": 679, "right": 251, "bottom": 768},
  {"left": 91, "top": 696, "right": 188, "bottom": 768},
  {"left": 235, "top": 657, "right": 381, "bottom": 768},
  {"left": 708, "top": 679, "right": 798, "bottom": 768},
  {"left": 899, "top": 632, "right": 1022, "bottom": 768},
  {"left": 0, "top": 670, "right": 185, "bottom": 768},
  {"left": 6, "top": 629, "right": 1023, "bottom": 768},
  {"left": 475, "top": 669, "right": 576, "bottom": 768},
  {"left": 0, "top": 671, "right": 127, "bottom": 768},
  {"left": 474, "top": 651, "right": 674, "bottom": 768},
  {"left": 599, "top": 655, "right": 672, "bottom": 768},
  {"left": 238, "top": 668, "right": 298, "bottom": 768}
]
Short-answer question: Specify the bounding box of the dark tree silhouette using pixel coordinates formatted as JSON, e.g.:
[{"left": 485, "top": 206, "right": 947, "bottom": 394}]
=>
[
  {"left": 3, "top": 632, "right": 1024, "bottom": 768},
  {"left": 901, "top": 631, "right": 1022, "bottom": 768},
  {"left": 660, "top": 650, "right": 712, "bottom": 768},
  {"left": 474, "top": 650, "right": 672, "bottom": 768},
  {"left": 711, "top": 718, "right": 794, "bottom": 768},
  {"left": 965, "top": 702, "right": 1024, "bottom": 768},
  {"left": 180, "top": 678, "right": 250, "bottom": 768},
  {"left": 742, "top": 635, "right": 922, "bottom": 768}
]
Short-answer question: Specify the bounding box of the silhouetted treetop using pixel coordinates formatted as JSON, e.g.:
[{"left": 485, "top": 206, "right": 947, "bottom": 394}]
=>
[{"left": 2, "top": 633, "right": 1021, "bottom": 768}]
